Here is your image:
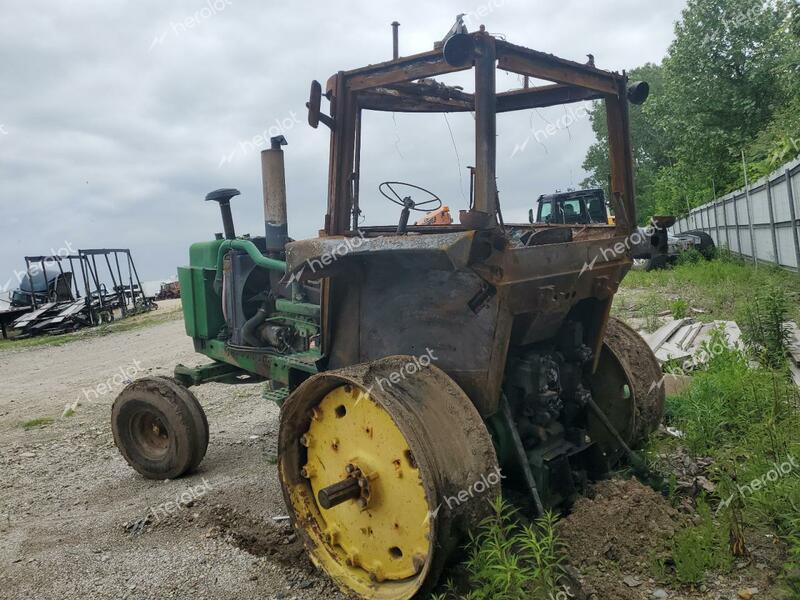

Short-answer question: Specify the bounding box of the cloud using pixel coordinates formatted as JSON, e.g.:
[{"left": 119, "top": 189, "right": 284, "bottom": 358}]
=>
[{"left": 0, "top": 0, "right": 687, "bottom": 288}]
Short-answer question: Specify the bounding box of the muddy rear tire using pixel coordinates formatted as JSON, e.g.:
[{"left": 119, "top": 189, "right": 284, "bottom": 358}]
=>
[
  {"left": 278, "top": 357, "right": 498, "bottom": 599},
  {"left": 603, "top": 317, "right": 664, "bottom": 444},
  {"left": 112, "top": 376, "right": 208, "bottom": 479}
]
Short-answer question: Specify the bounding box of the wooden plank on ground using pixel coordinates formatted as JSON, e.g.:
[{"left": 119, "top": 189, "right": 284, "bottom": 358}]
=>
[
  {"left": 656, "top": 341, "right": 692, "bottom": 364},
  {"left": 645, "top": 318, "right": 690, "bottom": 352}
]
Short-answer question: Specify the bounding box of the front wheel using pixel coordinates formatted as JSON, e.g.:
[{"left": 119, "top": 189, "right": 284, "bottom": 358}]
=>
[{"left": 112, "top": 376, "right": 209, "bottom": 479}]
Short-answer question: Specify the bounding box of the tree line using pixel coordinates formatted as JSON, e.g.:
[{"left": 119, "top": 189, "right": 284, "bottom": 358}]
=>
[{"left": 582, "top": 0, "right": 800, "bottom": 221}]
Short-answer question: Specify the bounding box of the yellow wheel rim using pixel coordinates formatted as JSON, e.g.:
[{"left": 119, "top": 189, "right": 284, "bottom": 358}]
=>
[{"left": 301, "top": 384, "right": 431, "bottom": 586}]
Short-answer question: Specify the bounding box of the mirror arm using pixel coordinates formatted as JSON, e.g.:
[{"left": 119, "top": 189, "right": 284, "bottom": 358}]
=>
[
  {"left": 305, "top": 101, "right": 336, "bottom": 130},
  {"left": 319, "top": 113, "right": 336, "bottom": 130}
]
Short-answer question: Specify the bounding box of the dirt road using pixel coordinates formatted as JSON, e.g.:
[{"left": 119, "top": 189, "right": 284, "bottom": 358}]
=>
[{"left": 0, "top": 304, "right": 344, "bottom": 600}]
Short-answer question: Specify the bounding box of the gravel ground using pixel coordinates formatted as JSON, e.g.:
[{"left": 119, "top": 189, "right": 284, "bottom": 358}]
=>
[
  {"left": 0, "top": 303, "right": 345, "bottom": 600},
  {"left": 2, "top": 302, "right": 790, "bottom": 600}
]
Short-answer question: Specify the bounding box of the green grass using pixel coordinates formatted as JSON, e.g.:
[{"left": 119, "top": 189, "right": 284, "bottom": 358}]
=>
[
  {"left": 670, "top": 500, "right": 732, "bottom": 584},
  {"left": 21, "top": 417, "right": 54, "bottom": 429},
  {"left": 432, "top": 498, "right": 563, "bottom": 600},
  {"left": 616, "top": 253, "right": 800, "bottom": 324},
  {"left": 644, "top": 321, "right": 800, "bottom": 589},
  {"left": 0, "top": 306, "right": 183, "bottom": 351}
]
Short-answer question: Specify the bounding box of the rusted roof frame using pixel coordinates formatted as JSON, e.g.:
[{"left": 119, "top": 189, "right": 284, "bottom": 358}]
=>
[
  {"left": 356, "top": 80, "right": 474, "bottom": 113},
  {"left": 356, "top": 83, "right": 602, "bottom": 113},
  {"left": 324, "top": 32, "right": 634, "bottom": 236},
  {"left": 346, "top": 48, "right": 470, "bottom": 91},
  {"left": 339, "top": 37, "right": 623, "bottom": 96},
  {"left": 496, "top": 84, "right": 603, "bottom": 112},
  {"left": 495, "top": 40, "right": 623, "bottom": 95}
]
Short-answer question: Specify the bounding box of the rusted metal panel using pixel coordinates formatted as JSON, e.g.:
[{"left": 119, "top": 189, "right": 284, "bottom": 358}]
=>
[
  {"left": 292, "top": 226, "right": 631, "bottom": 416},
  {"left": 285, "top": 231, "right": 477, "bottom": 280}
]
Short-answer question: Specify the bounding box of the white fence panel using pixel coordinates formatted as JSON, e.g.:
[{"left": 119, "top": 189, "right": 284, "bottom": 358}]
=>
[{"left": 668, "top": 157, "right": 800, "bottom": 272}]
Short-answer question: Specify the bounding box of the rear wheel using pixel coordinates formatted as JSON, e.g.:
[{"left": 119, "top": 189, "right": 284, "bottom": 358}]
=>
[
  {"left": 589, "top": 316, "right": 664, "bottom": 458},
  {"left": 279, "top": 356, "right": 498, "bottom": 599},
  {"left": 112, "top": 376, "right": 209, "bottom": 479}
]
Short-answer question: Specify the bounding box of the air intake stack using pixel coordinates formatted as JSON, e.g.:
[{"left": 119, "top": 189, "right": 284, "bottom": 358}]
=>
[{"left": 261, "top": 135, "right": 289, "bottom": 254}]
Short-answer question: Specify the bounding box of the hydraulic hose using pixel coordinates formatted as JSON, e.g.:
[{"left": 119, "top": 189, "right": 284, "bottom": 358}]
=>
[{"left": 213, "top": 239, "right": 287, "bottom": 294}]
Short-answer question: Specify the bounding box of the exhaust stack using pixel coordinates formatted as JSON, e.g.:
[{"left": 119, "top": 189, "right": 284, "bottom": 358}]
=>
[
  {"left": 391, "top": 21, "right": 400, "bottom": 60},
  {"left": 261, "top": 135, "right": 289, "bottom": 253}
]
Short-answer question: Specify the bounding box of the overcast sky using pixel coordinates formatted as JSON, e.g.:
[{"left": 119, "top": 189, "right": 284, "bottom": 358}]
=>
[{"left": 0, "top": 0, "right": 688, "bottom": 292}]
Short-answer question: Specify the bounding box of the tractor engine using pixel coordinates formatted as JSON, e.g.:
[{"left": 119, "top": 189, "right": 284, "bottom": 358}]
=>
[{"left": 175, "top": 136, "right": 321, "bottom": 390}]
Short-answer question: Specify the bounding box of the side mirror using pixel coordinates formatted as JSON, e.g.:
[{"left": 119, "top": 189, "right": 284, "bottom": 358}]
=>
[
  {"left": 627, "top": 81, "right": 650, "bottom": 105},
  {"left": 528, "top": 208, "right": 534, "bottom": 224},
  {"left": 307, "top": 80, "right": 322, "bottom": 128},
  {"left": 306, "top": 80, "right": 335, "bottom": 130}
]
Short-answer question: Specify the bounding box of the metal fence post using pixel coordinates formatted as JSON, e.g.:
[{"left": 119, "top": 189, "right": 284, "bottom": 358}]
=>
[
  {"left": 766, "top": 178, "right": 779, "bottom": 264},
  {"left": 786, "top": 168, "right": 800, "bottom": 271},
  {"left": 742, "top": 150, "right": 757, "bottom": 265},
  {"left": 733, "top": 195, "right": 742, "bottom": 256},
  {"left": 722, "top": 197, "right": 731, "bottom": 249},
  {"left": 744, "top": 186, "right": 757, "bottom": 266},
  {"left": 714, "top": 199, "right": 721, "bottom": 245}
]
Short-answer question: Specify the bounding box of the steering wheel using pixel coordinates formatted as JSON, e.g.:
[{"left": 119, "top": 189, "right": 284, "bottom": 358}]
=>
[{"left": 378, "top": 181, "right": 442, "bottom": 212}]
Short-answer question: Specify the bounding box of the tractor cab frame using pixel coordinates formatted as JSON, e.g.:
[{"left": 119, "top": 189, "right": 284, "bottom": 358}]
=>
[
  {"left": 314, "top": 29, "right": 639, "bottom": 237},
  {"left": 288, "top": 27, "right": 649, "bottom": 418}
]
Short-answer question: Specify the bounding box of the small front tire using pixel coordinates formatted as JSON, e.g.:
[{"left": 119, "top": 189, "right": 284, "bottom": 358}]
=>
[{"left": 112, "top": 376, "right": 208, "bottom": 479}]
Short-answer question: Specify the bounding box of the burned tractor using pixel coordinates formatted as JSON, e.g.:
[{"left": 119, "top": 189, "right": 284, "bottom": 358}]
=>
[{"left": 112, "top": 22, "right": 664, "bottom": 599}]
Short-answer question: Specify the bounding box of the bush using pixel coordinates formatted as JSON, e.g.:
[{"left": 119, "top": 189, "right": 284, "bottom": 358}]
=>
[
  {"left": 432, "top": 498, "right": 563, "bottom": 600},
  {"left": 670, "top": 298, "right": 689, "bottom": 319},
  {"left": 676, "top": 248, "right": 704, "bottom": 265},
  {"left": 737, "top": 285, "right": 791, "bottom": 369},
  {"left": 666, "top": 330, "right": 800, "bottom": 537}
]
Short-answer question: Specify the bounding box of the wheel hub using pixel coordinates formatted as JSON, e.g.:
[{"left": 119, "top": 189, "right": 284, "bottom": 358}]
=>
[
  {"left": 131, "top": 410, "right": 170, "bottom": 460},
  {"left": 302, "top": 384, "right": 431, "bottom": 583}
]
